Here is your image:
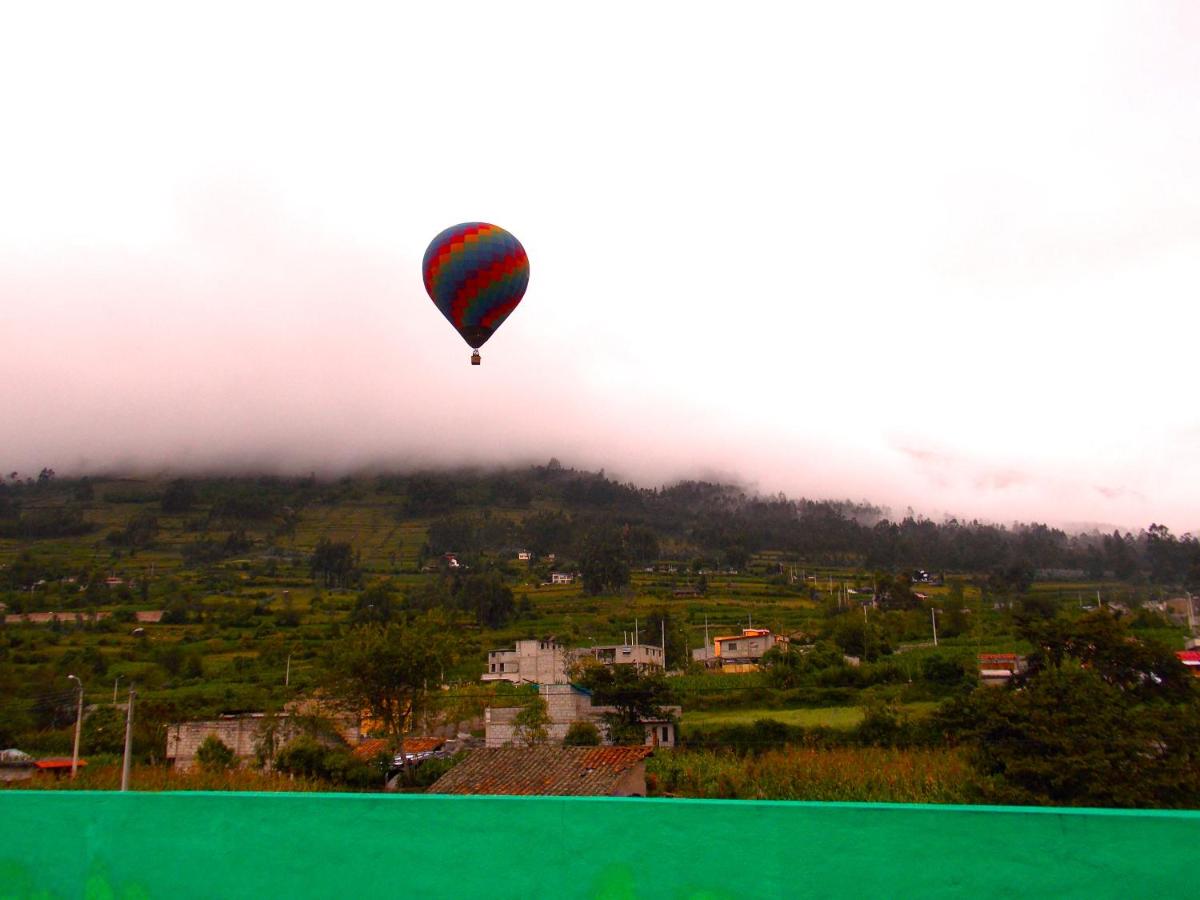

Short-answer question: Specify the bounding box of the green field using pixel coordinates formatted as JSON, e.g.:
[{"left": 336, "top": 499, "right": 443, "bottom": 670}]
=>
[{"left": 682, "top": 702, "right": 939, "bottom": 730}]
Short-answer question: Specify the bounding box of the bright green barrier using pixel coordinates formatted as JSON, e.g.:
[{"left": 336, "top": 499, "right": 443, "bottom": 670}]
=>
[{"left": 1, "top": 793, "right": 1197, "bottom": 898}]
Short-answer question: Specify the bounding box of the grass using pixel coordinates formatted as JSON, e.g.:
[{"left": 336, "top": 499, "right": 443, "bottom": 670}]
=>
[
  {"left": 0, "top": 763, "right": 340, "bottom": 792},
  {"left": 681, "top": 702, "right": 940, "bottom": 731}
]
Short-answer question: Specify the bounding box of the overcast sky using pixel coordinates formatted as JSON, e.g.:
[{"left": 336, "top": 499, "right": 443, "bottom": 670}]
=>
[{"left": 2, "top": 2, "right": 1198, "bottom": 531}]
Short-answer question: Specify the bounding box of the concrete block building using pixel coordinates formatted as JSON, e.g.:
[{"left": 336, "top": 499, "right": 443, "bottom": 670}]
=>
[
  {"left": 692, "top": 628, "right": 783, "bottom": 670},
  {"left": 483, "top": 639, "right": 667, "bottom": 685},
  {"left": 483, "top": 639, "right": 570, "bottom": 685},
  {"left": 485, "top": 683, "right": 677, "bottom": 749}
]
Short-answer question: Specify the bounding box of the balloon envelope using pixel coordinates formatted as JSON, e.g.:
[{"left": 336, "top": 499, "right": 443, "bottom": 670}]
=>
[{"left": 422, "top": 222, "right": 529, "bottom": 350}]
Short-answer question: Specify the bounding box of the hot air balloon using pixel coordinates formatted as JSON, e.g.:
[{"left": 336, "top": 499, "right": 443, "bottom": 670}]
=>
[{"left": 422, "top": 222, "right": 529, "bottom": 365}]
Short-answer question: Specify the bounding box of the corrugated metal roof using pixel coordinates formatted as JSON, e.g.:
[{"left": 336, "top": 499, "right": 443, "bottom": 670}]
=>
[
  {"left": 34, "top": 758, "right": 86, "bottom": 770},
  {"left": 427, "top": 746, "right": 652, "bottom": 796}
]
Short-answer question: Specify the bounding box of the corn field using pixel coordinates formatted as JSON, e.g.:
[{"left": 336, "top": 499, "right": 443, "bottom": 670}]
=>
[{"left": 647, "top": 747, "right": 976, "bottom": 803}]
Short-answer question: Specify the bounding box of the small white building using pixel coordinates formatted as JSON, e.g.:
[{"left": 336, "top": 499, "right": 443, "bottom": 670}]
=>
[{"left": 550, "top": 572, "right": 575, "bottom": 585}]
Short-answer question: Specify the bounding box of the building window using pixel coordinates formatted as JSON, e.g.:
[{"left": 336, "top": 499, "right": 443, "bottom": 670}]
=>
[
  {"left": 661, "top": 726, "right": 669, "bottom": 743},
  {"left": 725, "top": 642, "right": 737, "bottom": 651}
]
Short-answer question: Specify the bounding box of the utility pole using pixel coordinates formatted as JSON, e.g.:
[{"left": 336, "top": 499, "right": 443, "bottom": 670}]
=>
[
  {"left": 121, "top": 687, "right": 136, "bottom": 791},
  {"left": 931, "top": 608, "right": 939, "bottom": 647},
  {"left": 285, "top": 653, "right": 291, "bottom": 687},
  {"left": 68, "top": 675, "right": 83, "bottom": 779},
  {"left": 113, "top": 675, "right": 121, "bottom": 705}
]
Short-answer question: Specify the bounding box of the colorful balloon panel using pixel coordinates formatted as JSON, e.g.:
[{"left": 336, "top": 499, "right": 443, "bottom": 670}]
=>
[{"left": 422, "top": 222, "right": 529, "bottom": 349}]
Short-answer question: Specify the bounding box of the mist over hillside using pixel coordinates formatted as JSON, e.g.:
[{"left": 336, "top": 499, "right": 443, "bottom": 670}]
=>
[{"left": 3, "top": 463, "right": 1196, "bottom": 583}]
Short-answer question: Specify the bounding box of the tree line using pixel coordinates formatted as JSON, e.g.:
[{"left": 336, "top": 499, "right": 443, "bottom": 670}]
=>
[{"left": 4, "top": 467, "right": 1200, "bottom": 587}]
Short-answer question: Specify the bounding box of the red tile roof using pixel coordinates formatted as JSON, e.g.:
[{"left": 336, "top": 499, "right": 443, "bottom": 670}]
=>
[
  {"left": 353, "top": 736, "right": 447, "bottom": 759},
  {"left": 427, "top": 746, "right": 652, "bottom": 796},
  {"left": 403, "top": 737, "right": 446, "bottom": 754},
  {"left": 353, "top": 738, "right": 389, "bottom": 760}
]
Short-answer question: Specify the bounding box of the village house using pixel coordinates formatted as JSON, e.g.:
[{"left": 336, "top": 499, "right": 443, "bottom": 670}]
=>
[
  {"left": 483, "top": 639, "right": 669, "bottom": 685},
  {"left": 427, "top": 745, "right": 654, "bottom": 796},
  {"left": 549, "top": 571, "right": 575, "bottom": 585},
  {"left": 1176, "top": 651, "right": 1200, "bottom": 678},
  {"left": 485, "top": 683, "right": 678, "bottom": 749},
  {"left": 574, "top": 642, "right": 665, "bottom": 672},
  {"left": 692, "top": 627, "right": 783, "bottom": 671},
  {"left": 978, "top": 653, "right": 1027, "bottom": 686},
  {"left": 483, "top": 639, "right": 570, "bottom": 685}
]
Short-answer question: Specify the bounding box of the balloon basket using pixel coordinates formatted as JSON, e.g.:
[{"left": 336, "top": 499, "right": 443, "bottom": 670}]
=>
[{"left": 471, "top": 351, "right": 481, "bottom": 366}]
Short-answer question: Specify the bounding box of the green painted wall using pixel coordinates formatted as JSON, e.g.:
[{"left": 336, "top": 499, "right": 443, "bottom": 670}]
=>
[{"left": 1, "top": 793, "right": 1197, "bottom": 898}]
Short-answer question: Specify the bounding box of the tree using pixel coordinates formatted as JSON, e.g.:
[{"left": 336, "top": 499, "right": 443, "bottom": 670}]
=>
[
  {"left": 311, "top": 538, "right": 358, "bottom": 587},
  {"left": 160, "top": 479, "right": 197, "bottom": 514},
  {"left": 195, "top": 735, "right": 237, "bottom": 772},
  {"left": 513, "top": 695, "right": 551, "bottom": 747},
  {"left": 324, "top": 614, "right": 460, "bottom": 740},
  {"left": 942, "top": 610, "right": 1200, "bottom": 807},
  {"left": 575, "top": 664, "right": 674, "bottom": 745},
  {"left": 641, "top": 609, "right": 688, "bottom": 669},
  {"left": 521, "top": 510, "right": 574, "bottom": 556},
  {"left": 404, "top": 474, "right": 458, "bottom": 516},
  {"left": 563, "top": 721, "right": 601, "bottom": 747},
  {"left": 829, "top": 612, "right": 891, "bottom": 661},
  {"left": 426, "top": 515, "right": 478, "bottom": 556},
  {"left": 457, "top": 572, "right": 514, "bottom": 628},
  {"left": 624, "top": 525, "right": 660, "bottom": 566},
  {"left": 579, "top": 526, "right": 630, "bottom": 596},
  {"left": 0, "top": 666, "right": 31, "bottom": 747},
  {"left": 350, "top": 582, "right": 401, "bottom": 626}
]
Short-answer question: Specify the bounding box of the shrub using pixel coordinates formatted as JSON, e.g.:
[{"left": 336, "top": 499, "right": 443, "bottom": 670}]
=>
[
  {"left": 195, "top": 735, "right": 237, "bottom": 772},
  {"left": 563, "top": 721, "right": 601, "bottom": 746},
  {"left": 274, "top": 735, "right": 379, "bottom": 788}
]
